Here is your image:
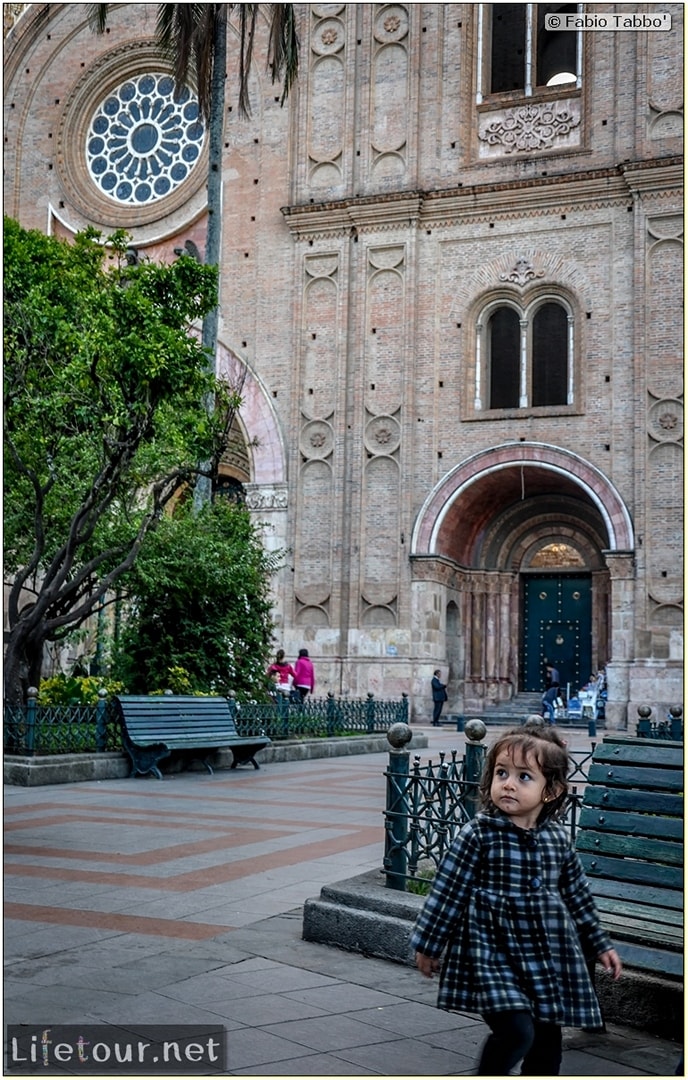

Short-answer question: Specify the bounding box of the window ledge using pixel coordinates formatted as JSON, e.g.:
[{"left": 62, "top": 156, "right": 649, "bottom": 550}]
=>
[
  {"left": 478, "top": 85, "right": 581, "bottom": 114},
  {"left": 463, "top": 404, "right": 583, "bottom": 422}
]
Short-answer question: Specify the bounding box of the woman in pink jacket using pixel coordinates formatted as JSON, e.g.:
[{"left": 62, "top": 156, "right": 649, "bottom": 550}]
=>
[{"left": 293, "top": 649, "right": 315, "bottom": 701}]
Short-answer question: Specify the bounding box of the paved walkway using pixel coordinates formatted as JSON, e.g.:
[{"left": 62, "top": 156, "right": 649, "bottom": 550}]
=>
[{"left": 4, "top": 725, "right": 681, "bottom": 1075}]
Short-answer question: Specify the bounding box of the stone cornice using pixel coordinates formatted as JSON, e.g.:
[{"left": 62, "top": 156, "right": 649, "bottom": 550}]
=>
[
  {"left": 281, "top": 194, "right": 423, "bottom": 240},
  {"left": 281, "top": 158, "right": 684, "bottom": 239}
]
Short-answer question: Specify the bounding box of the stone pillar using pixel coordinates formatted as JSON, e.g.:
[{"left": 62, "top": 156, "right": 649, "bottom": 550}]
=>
[{"left": 602, "top": 551, "right": 635, "bottom": 729}]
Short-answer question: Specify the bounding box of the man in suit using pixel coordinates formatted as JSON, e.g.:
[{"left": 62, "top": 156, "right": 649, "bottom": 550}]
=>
[{"left": 431, "top": 670, "right": 448, "bottom": 726}]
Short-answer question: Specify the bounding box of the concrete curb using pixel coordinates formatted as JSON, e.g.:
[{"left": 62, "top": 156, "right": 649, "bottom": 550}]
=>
[
  {"left": 302, "top": 869, "right": 683, "bottom": 1041},
  {"left": 3, "top": 732, "right": 429, "bottom": 786}
]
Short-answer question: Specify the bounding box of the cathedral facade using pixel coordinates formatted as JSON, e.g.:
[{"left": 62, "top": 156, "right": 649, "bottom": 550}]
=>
[{"left": 4, "top": 4, "right": 683, "bottom": 726}]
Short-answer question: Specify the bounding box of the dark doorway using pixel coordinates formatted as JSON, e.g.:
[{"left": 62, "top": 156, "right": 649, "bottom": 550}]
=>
[{"left": 521, "top": 574, "right": 592, "bottom": 693}]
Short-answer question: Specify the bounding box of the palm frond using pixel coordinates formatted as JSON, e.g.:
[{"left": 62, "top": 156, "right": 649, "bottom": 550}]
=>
[
  {"left": 88, "top": 3, "right": 109, "bottom": 34},
  {"left": 267, "top": 3, "right": 299, "bottom": 106},
  {"left": 236, "top": 4, "right": 259, "bottom": 118}
]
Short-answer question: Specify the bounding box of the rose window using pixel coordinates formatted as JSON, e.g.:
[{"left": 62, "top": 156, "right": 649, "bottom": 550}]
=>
[{"left": 86, "top": 73, "right": 205, "bottom": 205}]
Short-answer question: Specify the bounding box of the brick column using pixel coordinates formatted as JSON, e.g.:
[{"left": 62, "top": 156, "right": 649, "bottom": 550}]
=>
[{"left": 602, "top": 551, "right": 635, "bottom": 729}]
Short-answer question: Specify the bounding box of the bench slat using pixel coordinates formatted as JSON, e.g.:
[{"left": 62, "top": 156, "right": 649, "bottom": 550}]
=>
[
  {"left": 577, "top": 806, "right": 683, "bottom": 840},
  {"left": 580, "top": 850, "right": 683, "bottom": 890},
  {"left": 592, "top": 902, "right": 683, "bottom": 942},
  {"left": 586, "top": 761, "right": 683, "bottom": 792},
  {"left": 588, "top": 876, "right": 683, "bottom": 912},
  {"left": 583, "top": 786, "right": 683, "bottom": 817},
  {"left": 590, "top": 741, "right": 684, "bottom": 769},
  {"left": 576, "top": 829, "right": 683, "bottom": 866},
  {"left": 605, "top": 941, "right": 683, "bottom": 980}
]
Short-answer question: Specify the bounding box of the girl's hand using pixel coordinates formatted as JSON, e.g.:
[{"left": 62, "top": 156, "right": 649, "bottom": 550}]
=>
[
  {"left": 415, "top": 951, "right": 441, "bottom": 978},
  {"left": 597, "top": 948, "right": 622, "bottom": 980}
]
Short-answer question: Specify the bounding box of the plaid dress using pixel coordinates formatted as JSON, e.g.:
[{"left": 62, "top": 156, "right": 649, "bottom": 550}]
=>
[{"left": 409, "top": 811, "right": 612, "bottom": 1028}]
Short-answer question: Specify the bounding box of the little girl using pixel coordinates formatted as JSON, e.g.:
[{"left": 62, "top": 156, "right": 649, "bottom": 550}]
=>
[{"left": 410, "top": 726, "right": 622, "bottom": 1076}]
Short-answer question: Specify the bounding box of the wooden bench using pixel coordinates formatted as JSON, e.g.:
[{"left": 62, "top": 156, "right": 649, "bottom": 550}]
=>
[
  {"left": 114, "top": 695, "right": 271, "bottom": 779},
  {"left": 575, "top": 735, "right": 683, "bottom": 980}
]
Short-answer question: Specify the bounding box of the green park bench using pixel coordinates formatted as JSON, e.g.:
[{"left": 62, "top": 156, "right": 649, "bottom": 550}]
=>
[
  {"left": 575, "top": 735, "right": 683, "bottom": 980},
  {"left": 114, "top": 695, "right": 271, "bottom": 779}
]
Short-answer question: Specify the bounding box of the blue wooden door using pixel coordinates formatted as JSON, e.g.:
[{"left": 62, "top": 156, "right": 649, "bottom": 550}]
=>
[{"left": 522, "top": 575, "right": 592, "bottom": 693}]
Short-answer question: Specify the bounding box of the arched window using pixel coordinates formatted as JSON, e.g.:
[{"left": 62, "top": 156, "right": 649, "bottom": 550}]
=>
[
  {"left": 475, "top": 296, "right": 573, "bottom": 413},
  {"left": 532, "top": 302, "right": 568, "bottom": 406},
  {"left": 488, "top": 307, "right": 520, "bottom": 409}
]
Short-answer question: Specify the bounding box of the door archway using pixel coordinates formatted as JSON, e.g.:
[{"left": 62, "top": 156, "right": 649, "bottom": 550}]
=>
[{"left": 410, "top": 444, "right": 633, "bottom": 711}]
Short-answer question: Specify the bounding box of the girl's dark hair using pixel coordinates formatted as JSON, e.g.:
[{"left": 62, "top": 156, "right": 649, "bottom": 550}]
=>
[
  {"left": 275, "top": 649, "right": 285, "bottom": 664},
  {"left": 479, "top": 725, "right": 570, "bottom": 821},
  {"left": 298, "top": 648, "right": 309, "bottom": 658}
]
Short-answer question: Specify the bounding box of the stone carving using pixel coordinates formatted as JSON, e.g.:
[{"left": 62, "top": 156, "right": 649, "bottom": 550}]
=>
[
  {"left": 244, "top": 484, "right": 288, "bottom": 510},
  {"left": 312, "top": 16, "right": 345, "bottom": 55},
  {"left": 374, "top": 4, "right": 408, "bottom": 42},
  {"left": 648, "top": 398, "right": 683, "bottom": 442},
  {"left": 479, "top": 102, "right": 580, "bottom": 154},
  {"left": 364, "top": 414, "right": 401, "bottom": 455},
  {"left": 299, "top": 419, "right": 334, "bottom": 459},
  {"left": 499, "top": 256, "right": 545, "bottom": 288}
]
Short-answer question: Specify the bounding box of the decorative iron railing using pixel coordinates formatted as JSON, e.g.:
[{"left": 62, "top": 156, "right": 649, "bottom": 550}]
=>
[
  {"left": 4, "top": 692, "right": 120, "bottom": 756},
  {"left": 230, "top": 692, "right": 408, "bottom": 740},
  {"left": 636, "top": 705, "right": 684, "bottom": 740},
  {"left": 383, "top": 722, "right": 602, "bottom": 890},
  {"left": 3, "top": 690, "right": 409, "bottom": 756}
]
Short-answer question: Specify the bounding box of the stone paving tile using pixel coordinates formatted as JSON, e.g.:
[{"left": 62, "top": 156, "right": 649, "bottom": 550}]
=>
[
  {"left": 210, "top": 963, "right": 342, "bottom": 994},
  {"left": 208, "top": 991, "right": 331, "bottom": 1026},
  {"left": 347, "top": 1001, "right": 481, "bottom": 1037},
  {"left": 231, "top": 1051, "right": 377, "bottom": 1075},
  {"left": 218, "top": 1027, "right": 325, "bottom": 1070},
  {"left": 335, "top": 1035, "right": 476, "bottom": 1075},
  {"left": 274, "top": 983, "right": 407, "bottom": 1012},
  {"left": 560, "top": 1049, "right": 649, "bottom": 1075},
  {"left": 260, "top": 1014, "right": 401, "bottom": 1053},
  {"left": 99, "top": 990, "right": 247, "bottom": 1029}
]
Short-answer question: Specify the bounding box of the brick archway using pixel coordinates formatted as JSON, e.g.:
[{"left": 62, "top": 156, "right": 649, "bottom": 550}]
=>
[
  {"left": 216, "top": 341, "right": 286, "bottom": 485},
  {"left": 411, "top": 443, "right": 634, "bottom": 563}
]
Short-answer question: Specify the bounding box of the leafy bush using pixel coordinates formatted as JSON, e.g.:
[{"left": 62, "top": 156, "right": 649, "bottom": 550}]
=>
[
  {"left": 37, "top": 674, "right": 124, "bottom": 706},
  {"left": 114, "top": 498, "right": 280, "bottom": 697}
]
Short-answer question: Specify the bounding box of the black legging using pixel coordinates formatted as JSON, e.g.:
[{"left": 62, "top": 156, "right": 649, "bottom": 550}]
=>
[{"left": 478, "top": 1010, "right": 563, "bottom": 1076}]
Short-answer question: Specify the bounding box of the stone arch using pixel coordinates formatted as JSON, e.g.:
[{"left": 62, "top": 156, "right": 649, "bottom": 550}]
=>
[
  {"left": 411, "top": 443, "right": 634, "bottom": 562},
  {"left": 216, "top": 340, "right": 286, "bottom": 485}
]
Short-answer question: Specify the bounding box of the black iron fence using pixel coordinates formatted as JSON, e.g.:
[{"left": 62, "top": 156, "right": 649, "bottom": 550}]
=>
[
  {"left": 3, "top": 692, "right": 121, "bottom": 755},
  {"left": 383, "top": 723, "right": 608, "bottom": 891},
  {"left": 228, "top": 691, "right": 408, "bottom": 740},
  {"left": 3, "top": 689, "right": 409, "bottom": 756}
]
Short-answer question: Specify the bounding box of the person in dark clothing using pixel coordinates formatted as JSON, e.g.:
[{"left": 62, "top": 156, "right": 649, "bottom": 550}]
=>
[
  {"left": 542, "top": 683, "right": 560, "bottom": 725},
  {"left": 431, "top": 670, "right": 448, "bottom": 726}
]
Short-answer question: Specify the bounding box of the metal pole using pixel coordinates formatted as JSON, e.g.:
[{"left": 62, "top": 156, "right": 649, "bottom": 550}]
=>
[
  {"left": 95, "top": 688, "right": 108, "bottom": 752},
  {"left": 25, "top": 686, "right": 38, "bottom": 756},
  {"left": 463, "top": 719, "right": 487, "bottom": 819},
  {"left": 384, "top": 722, "right": 413, "bottom": 890}
]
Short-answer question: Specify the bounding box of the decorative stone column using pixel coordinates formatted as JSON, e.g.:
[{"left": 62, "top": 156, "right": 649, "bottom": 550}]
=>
[
  {"left": 602, "top": 550, "right": 635, "bottom": 729},
  {"left": 244, "top": 483, "right": 289, "bottom": 629}
]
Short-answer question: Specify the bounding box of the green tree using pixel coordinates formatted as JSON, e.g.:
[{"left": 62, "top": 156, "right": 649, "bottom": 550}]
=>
[
  {"left": 3, "top": 217, "right": 226, "bottom": 706},
  {"left": 114, "top": 498, "right": 279, "bottom": 697},
  {"left": 91, "top": 4, "right": 299, "bottom": 504}
]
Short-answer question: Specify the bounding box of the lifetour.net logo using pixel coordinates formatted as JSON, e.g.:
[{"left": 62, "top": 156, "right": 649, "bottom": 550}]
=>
[{"left": 6, "top": 1026, "right": 226, "bottom": 1075}]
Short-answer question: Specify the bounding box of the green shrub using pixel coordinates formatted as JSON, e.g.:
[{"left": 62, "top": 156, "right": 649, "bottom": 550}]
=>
[{"left": 37, "top": 674, "right": 124, "bottom": 706}]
